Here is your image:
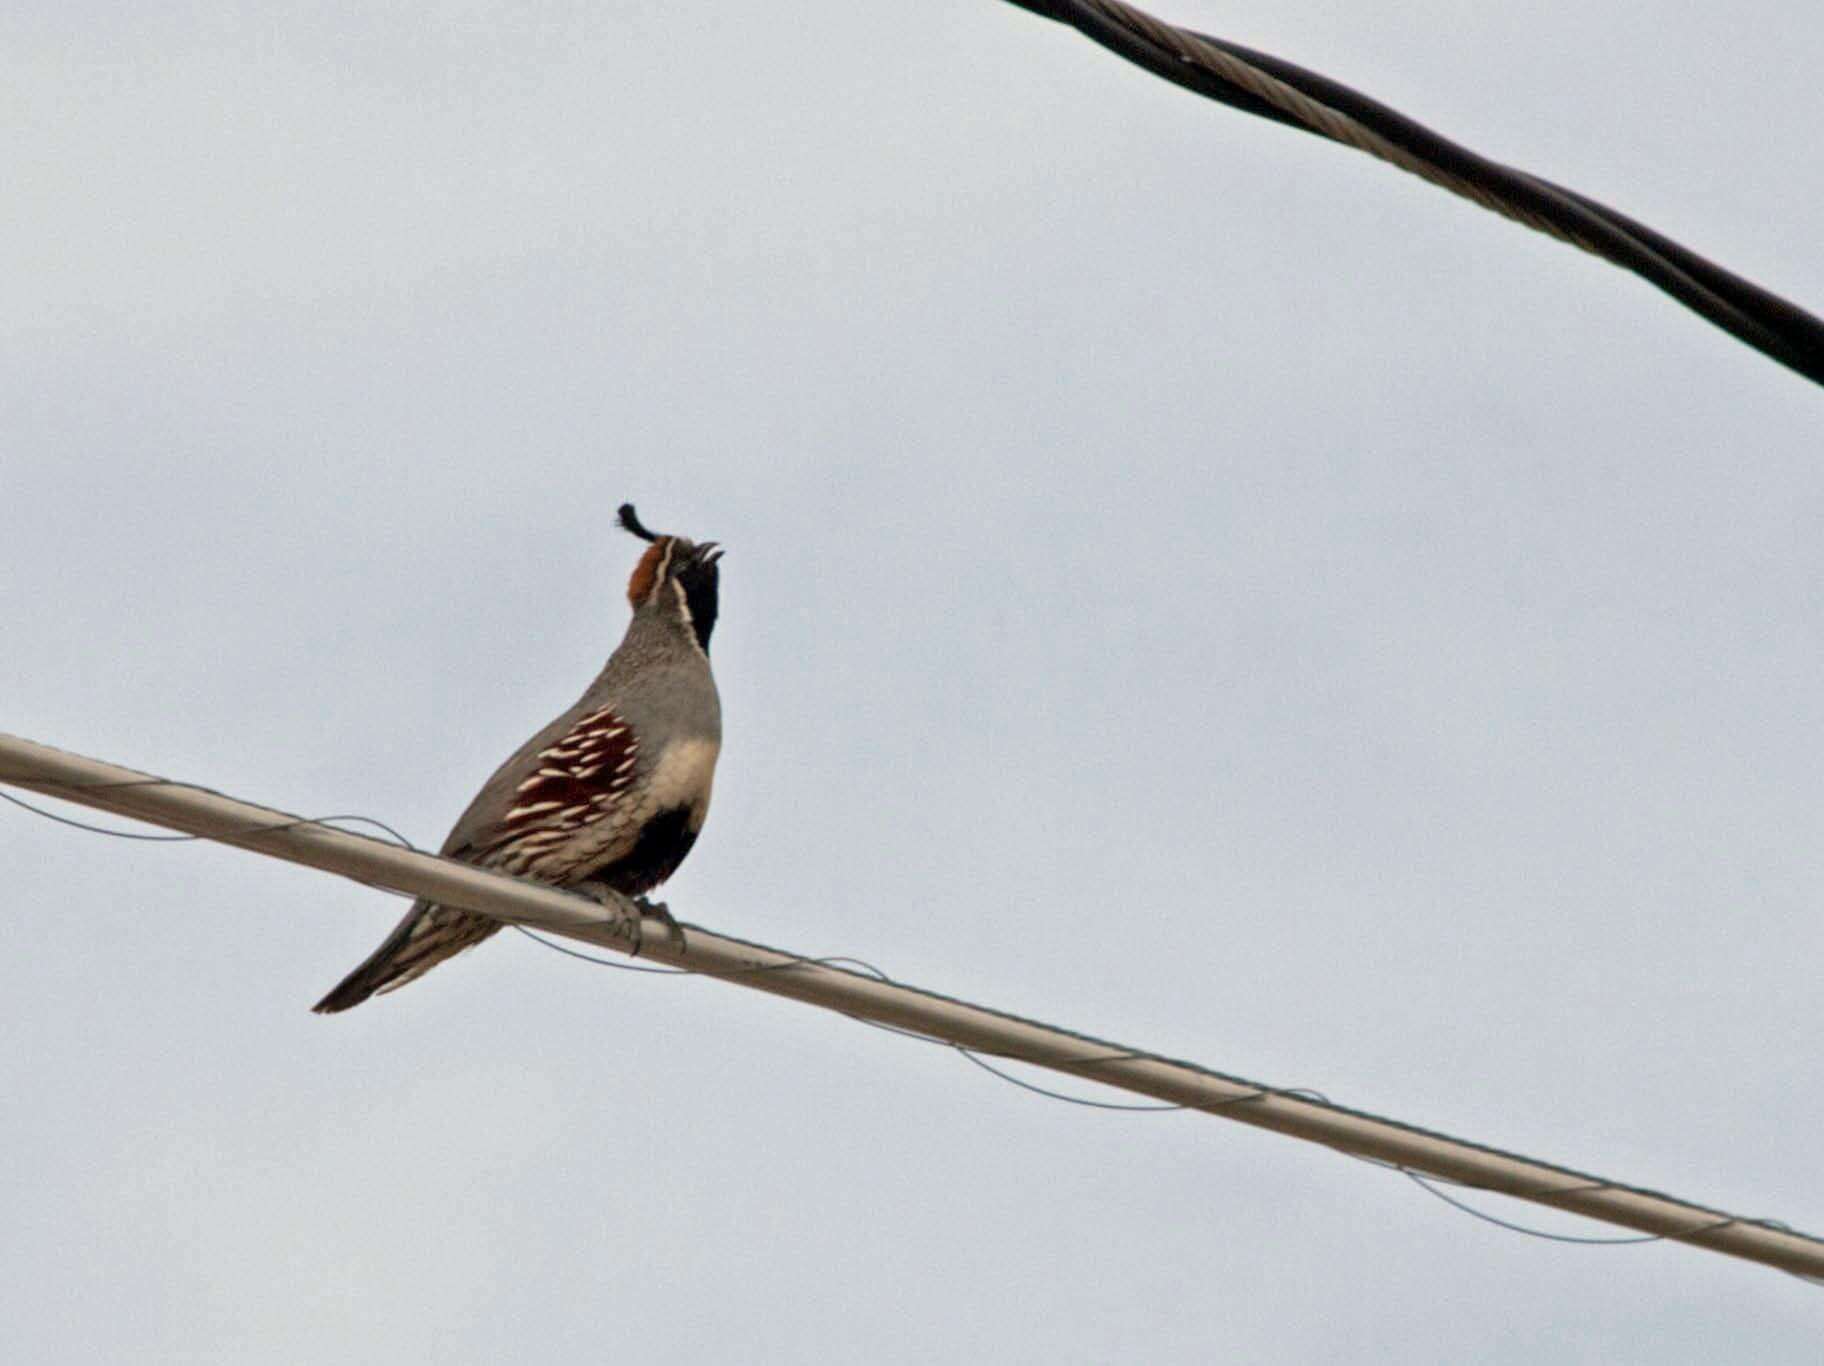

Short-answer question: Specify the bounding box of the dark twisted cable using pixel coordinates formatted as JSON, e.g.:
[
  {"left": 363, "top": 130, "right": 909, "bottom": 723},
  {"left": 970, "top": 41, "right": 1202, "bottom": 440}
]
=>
[{"left": 1004, "top": 0, "right": 1824, "bottom": 387}]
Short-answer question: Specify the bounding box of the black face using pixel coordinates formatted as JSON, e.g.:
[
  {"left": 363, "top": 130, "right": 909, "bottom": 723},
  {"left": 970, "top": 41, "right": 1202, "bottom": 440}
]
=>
[{"left": 673, "top": 546, "right": 720, "bottom": 654}]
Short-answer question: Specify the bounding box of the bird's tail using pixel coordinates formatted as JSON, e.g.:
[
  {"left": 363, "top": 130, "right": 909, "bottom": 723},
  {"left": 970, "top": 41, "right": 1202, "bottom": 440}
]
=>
[{"left": 312, "top": 900, "right": 502, "bottom": 1013}]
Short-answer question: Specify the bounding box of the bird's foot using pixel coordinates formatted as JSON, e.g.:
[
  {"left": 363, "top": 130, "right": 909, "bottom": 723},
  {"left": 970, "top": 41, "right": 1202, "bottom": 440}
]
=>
[
  {"left": 570, "top": 880, "right": 645, "bottom": 951},
  {"left": 633, "top": 896, "right": 687, "bottom": 958}
]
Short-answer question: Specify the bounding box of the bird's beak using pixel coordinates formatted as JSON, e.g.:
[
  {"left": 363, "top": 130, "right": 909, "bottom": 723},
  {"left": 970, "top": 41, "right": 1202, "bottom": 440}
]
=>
[{"left": 697, "top": 542, "right": 724, "bottom": 566}]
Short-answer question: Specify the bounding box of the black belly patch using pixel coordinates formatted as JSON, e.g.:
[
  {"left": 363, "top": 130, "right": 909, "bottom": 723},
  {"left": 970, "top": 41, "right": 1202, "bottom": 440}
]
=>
[{"left": 587, "top": 806, "right": 699, "bottom": 897}]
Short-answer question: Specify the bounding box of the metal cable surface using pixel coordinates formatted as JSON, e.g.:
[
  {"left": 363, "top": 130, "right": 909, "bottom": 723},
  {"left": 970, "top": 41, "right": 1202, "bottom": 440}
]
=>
[{"left": 1005, "top": 0, "right": 1824, "bottom": 387}]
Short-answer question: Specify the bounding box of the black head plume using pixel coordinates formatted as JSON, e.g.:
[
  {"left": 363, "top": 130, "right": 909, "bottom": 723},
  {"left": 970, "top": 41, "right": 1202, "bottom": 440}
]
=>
[{"left": 618, "top": 503, "right": 660, "bottom": 543}]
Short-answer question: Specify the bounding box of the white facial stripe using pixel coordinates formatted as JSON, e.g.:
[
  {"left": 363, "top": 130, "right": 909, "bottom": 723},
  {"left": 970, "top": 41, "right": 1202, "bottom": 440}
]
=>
[
  {"left": 651, "top": 538, "right": 677, "bottom": 596},
  {"left": 670, "top": 578, "right": 707, "bottom": 659}
]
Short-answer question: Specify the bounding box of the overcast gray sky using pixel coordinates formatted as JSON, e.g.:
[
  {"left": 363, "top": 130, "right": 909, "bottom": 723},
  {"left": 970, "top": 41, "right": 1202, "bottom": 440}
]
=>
[{"left": 6, "top": 3, "right": 1824, "bottom": 1361}]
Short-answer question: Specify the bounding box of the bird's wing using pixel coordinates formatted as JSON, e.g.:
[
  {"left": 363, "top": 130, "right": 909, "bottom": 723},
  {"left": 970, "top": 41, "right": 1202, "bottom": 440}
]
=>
[
  {"left": 313, "top": 701, "right": 641, "bottom": 1014},
  {"left": 453, "top": 702, "right": 644, "bottom": 869}
]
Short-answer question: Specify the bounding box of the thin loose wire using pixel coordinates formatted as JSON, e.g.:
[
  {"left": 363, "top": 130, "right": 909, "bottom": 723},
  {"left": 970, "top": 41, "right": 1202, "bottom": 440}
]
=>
[
  {"left": 1, "top": 787, "right": 416, "bottom": 850},
  {"left": 1399, "top": 1168, "right": 1669, "bottom": 1246},
  {"left": 954, "top": 1046, "right": 1186, "bottom": 1111},
  {"left": 7, "top": 772, "right": 1822, "bottom": 1274}
]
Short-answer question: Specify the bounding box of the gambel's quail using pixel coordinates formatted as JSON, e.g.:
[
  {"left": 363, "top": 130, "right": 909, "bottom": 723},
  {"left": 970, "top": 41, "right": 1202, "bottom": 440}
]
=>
[{"left": 313, "top": 504, "right": 722, "bottom": 1013}]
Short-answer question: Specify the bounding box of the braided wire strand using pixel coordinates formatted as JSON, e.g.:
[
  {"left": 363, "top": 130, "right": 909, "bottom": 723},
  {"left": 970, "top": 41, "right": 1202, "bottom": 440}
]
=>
[{"left": 1007, "top": 0, "right": 1824, "bottom": 385}]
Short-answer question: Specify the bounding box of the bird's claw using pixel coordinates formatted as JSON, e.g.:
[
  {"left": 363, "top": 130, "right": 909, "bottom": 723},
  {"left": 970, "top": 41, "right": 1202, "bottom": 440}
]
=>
[
  {"left": 570, "top": 880, "right": 646, "bottom": 952},
  {"left": 633, "top": 896, "right": 686, "bottom": 958},
  {"left": 567, "top": 884, "right": 685, "bottom": 959}
]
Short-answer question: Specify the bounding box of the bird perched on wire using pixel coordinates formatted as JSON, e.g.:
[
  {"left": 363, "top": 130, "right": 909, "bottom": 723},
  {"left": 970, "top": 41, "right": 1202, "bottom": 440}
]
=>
[{"left": 313, "top": 504, "right": 723, "bottom": 1013}]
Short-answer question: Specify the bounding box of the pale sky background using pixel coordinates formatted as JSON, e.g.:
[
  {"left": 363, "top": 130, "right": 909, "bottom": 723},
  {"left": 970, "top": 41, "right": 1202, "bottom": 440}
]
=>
[{"left": 5, "top": 3, "right": 1824, "bottom": 1361}]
